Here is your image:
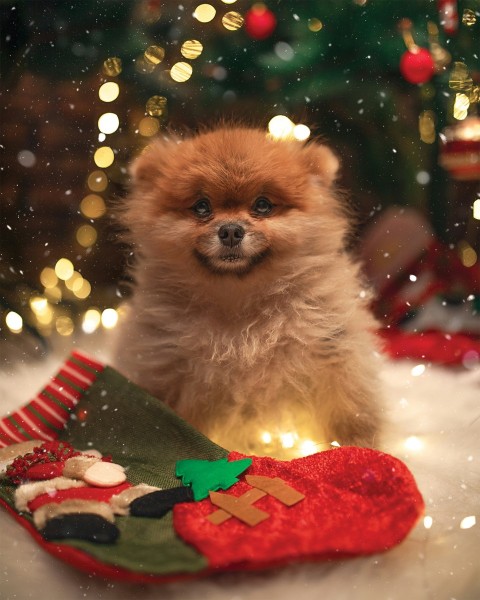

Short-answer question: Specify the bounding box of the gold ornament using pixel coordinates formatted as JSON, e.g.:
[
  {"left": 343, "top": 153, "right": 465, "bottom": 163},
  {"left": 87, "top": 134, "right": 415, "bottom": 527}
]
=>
[{"left": 102, "top": 57, "right": 122, "bottom": 77}]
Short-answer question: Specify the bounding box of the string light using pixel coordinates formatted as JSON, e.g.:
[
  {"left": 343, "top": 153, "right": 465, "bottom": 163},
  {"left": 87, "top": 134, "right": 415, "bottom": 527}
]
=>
[
  {"left": 453, "top": 93, "right": 470, "bottom": 120},
  {"left": 98, "top": 113, "right": 119, "bottom": 135},
  {"left": 144, "top": 45, "right": 165, "bottom": 65},
  {"left": 260, "top": 431, "right": 272, "bottom": 444},
  {"left": 460, "top": 515, "right": 476, "bottom": 529},
  {"left": 138, "top": 117, "right": 160, "bottom": 137},
  {"left": 170, "top": 62, "right": 193, "bottom": 82},
  {"left": 102, "top": 57, "right": 122, "bottom": 77},
  {"left": 101, "top": 308, "right": 119, "bottom": 329},
  {"left": 194, "top": 4, "right": 216, "bottom": 23},
  {"left": 293, "top": 124, "right": 311, "bottom": 141},
  {"left": 54, "top": 258, "right": 74, "bottom": 281},
  {"left": 80, "top": 194, "right": 106, "bottom": 218},
  {"left": 404, "top": 436, "right": 424, "bottom": 452},
  {"left": 308, "top": 18, "right": 323, "bottom": 32},
  {"left": 76, "top": 224, "right": 97, "bottom": 248},
  {"left": 64, "top": 271, "right": 83, "bottom": 291},
  {"left": 411, "top": 364, "right": 426, "bottom": 376},
  {"left": 98, "top": 82, "right": 119, "bottom": 102},
  {"left": 222, "top": 11, "right": 244, "bottom": 31},
  {"left": 82, "top": 308, "right": 101, "bottom": 334},
  {"left": 268, "top": 115, "right": 295, "bottom": 139},
  {"left": 181, "top": 40, "right": 203, "bottom": 60},
  {"left": 473, "top": 199, "right": 480, "bottom": 220},
  {"left": 87, "top": 171, "right": 108, "bottom": 192},
  {"left": 94, "top": 146, "right": 115, "bottom": 168},
  {"left": 423, "top": 515, "right": 433, "bottom": 529},
  {"left": 55, "top": 316, "right": 74, "bottom": 337},
  {"left": 5, "top": 311, "right": 23, "bottom": 334}
]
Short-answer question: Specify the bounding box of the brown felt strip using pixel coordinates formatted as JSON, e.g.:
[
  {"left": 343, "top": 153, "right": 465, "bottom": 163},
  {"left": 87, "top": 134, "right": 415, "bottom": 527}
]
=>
[
  {"left": 245, "top": 475, "right": 305, "bottom": 506},
  {"left": 208, "top": 489, "right": 269, "bottom": 526},
  {"left": 207, "top": 488, "right": 267, "bottom": 525}
]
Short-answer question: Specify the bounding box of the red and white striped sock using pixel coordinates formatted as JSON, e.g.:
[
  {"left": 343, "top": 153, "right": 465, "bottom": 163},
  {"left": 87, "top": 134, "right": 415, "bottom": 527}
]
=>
[{"left": 0, "top": 351, "right": 104, "bottom": 448}]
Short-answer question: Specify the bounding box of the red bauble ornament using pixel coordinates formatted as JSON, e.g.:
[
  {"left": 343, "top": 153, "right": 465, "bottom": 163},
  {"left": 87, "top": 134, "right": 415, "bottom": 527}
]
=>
[
  {"left": 437, "top": 0, "right": 459, "bottom": 35},
  {"left": 245, "top": 4, "right": 277, "bottom": 40},
  {"left": 399, "top": 47, "right": 435, "bottom": 84}
]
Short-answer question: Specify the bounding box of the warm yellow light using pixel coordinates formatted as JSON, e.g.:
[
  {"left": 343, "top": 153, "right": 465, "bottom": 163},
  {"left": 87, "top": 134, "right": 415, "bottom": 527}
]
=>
[
  {"left": 98, "top": 82, "right": 120, "bottom": 103},
  {"left": 180, "top": 40, "right": 203, "bottom": 60},
  {"left": 423, "top": 516, "right": 433, "bottom": 529},
  {"left": 459, "top": 241, "right": 477, "bottom": 267},
  {"left": 194, "top": 4, "right": 216, "bottom": 22},
  {"left": 40, "top": 267, "right": 58, "bottom": 289},
  {"left": 454, "top": 93, "right": 470, "bottom": 120},
  {"left": 330, "top": 440, "right": 341, "bottom": 448},
  {"left": 293, "top": 124, "right": 311, "bottom": 141},
  {"left": 82, "top": 308, "right": 101, "bottom": 334},
  {"left": 94, "top": 146, "right": 115, "bottom": 168},
  {"left": 45, "top": 286, "right": 62, "bottom": 302},
  {"left": 102, "top": 57, "right": 122, "bottom": 77},
  {"left": 404, "top": 436, "right": 424, "bottom": 452},
  {"left": 55, "top": 258, "right": 74, "bottom": 281},
  {"left": 222, "top": 0, "right": 237, "bottom": 3},
  {"left": 65, "top": 271, "right": 83, "bottom": 291},
  {"left": 261, "top": 431, "right": 272, "bottom": 444},
  {"left": 299, "top": 439, "right": 317, "bottom": 456},
  {"left": 87, "top": 170, "right": 108, "bottom": 192},
  {"left": 6, "top": 311, "right": 23, "bottom": 333},
  {"left": 98, "top": 113, "right": 119, "bottom": 135},
  {"left": 146, "top": 95, "right": 168, "bottom": 118},
  {"left": 144, "top": 45, "right": 165, "bottom": 65},
  {"left": 222, "top": 11, "right": 244, "bottom": 30},
  {"left": 80, "top": 194, "right": 106, "bottom": 219},
  {"left": 73, "top": 279, "right": 91, "bottom": 300},
  {"left": 268, "top": 115, "right": 295, "bottom": 139},
  {"left": 170, "top": 62, "right": 193, "bottom": 83},
  {"left": 76, "top": 225, "right": 97, "bottom": 248},
  {"left": 56, "top": 316, "right": 74, "bottom": 337},
  {"left": 138, "top": 116, "right": 160, "bottom": 137},
  {"left": 308, "top": 18, "right": 323, "bottom": 32},
  {"left": 411, "top": 364, "right": 426, "bottom": 377},
  {"left": 101, "top": 308, "right": 119, "bottom": 329},
  {"left": 280, "top": 432, "right": 296, "bottom": 449},
  {"left": 474, "top": 199, "right": 480, "bottom": 220},
  {"left": 460, "top": 515, "right": 476, "bottom": 529},
  {"left": 30, "top": 296, "right": 48, "bottom": 314},
  {"left": 36, "top": 304, "right": 54, "bottom": 325}
]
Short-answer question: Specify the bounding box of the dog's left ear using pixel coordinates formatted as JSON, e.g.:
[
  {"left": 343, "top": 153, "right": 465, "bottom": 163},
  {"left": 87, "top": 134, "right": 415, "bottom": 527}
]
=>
[{"left": 301, "top": 142, "right": 340, "bottom": 187}]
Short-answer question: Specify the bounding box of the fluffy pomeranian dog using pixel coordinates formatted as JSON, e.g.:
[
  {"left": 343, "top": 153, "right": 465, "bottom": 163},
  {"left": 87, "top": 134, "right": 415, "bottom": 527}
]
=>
[{"left": 113, "top": 126, "right": 383, "bottom": 455}]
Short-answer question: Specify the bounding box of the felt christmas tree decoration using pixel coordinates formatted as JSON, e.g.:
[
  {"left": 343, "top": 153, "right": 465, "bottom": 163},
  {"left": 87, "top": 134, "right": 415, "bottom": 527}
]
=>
[{"left": 0, "top": 351, "right": 424, "bottom": 583}]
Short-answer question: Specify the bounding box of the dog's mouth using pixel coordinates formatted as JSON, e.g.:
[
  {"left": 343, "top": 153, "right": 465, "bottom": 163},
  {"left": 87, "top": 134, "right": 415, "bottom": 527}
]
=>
[{"left": 194, "top": 248, "right": 269, "bottom": 275}]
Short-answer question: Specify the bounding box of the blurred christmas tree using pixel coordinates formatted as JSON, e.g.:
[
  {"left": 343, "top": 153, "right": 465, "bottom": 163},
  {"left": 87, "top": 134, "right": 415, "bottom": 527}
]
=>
[{"left": 0, "top": 0, "right": 479, "bottom": 350}]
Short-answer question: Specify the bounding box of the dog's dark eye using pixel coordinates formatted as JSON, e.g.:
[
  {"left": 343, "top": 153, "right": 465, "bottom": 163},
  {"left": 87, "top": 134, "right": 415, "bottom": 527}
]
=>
[
  {"left": 252, "top": 197, "right": 273, "bottom": 216},
  {"left": 191, "top": 199, "right": 212, "bottom": 218}
]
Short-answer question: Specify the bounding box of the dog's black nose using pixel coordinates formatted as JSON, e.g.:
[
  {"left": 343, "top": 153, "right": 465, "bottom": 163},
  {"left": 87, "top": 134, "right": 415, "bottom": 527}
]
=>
[{"left": 218, "top": 224, "right": 245, "bottom": 247}]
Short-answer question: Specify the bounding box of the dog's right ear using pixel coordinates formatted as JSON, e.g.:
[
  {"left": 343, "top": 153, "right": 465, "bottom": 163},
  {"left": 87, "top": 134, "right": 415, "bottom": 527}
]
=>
[{"left": 129, "top": 136, "right": 180, "bottom": 185}]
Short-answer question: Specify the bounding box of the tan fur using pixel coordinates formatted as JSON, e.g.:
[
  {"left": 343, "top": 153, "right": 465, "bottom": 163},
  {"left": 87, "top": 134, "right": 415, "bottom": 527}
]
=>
[
  {"left": 15, "top": 477, "right": 86, "bottom": 512},
  {"left": 113, "top": 127, "right": 383, "bottom": 455},
  {"left": 110, "top": 484, "right": 161, "bottom": 515},
  {"left": 33, "top": 500, "right": 115, "bottom": 530},
  {"left": 63, "top": 455, "right": 100, "bottom": 479}
]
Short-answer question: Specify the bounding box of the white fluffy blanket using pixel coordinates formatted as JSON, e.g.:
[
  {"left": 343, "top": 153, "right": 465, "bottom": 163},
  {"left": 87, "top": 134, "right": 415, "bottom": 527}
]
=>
[{"left": 1, "top": 352, "right": 479, "bottom": 600}]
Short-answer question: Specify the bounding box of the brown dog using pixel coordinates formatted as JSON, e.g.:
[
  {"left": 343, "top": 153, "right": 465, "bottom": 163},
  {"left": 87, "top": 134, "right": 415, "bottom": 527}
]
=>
[{"left": 113, "top": 127, "right": 383, "bottom": 456}]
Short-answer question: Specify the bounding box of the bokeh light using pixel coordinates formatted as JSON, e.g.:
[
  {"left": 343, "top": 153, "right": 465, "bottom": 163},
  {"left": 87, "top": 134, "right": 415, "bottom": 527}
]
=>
[
  {"left": 268, "top": 115, "right": 295, "bottom": 139},
  {"left": 80, "top": 194, "right": 106, "bottom": 219},
  {"left": 98, "top": 82, "right": 119, "bottom": 102},
  {"left": 181, "top": 40, "right": 203, "bottom": 60},
  {"left": 170, "top": 62, "right": 193, "bottom": 82},
  {"left": 87, "top": 171, "right": 108, "bottom": 192},
  {"left": 98, "top": 113, "right": 120, "bottom": 134},
  {"left": 76, "top": 224, "right": 98, "bottom": 248},
  {"left": 6, "top": 311, "right": 23, "bottom": 333},
  {"left": 94, "top": 146, "right": 115, "bottom": 168},
  {"left": 194, "top": 4, "right": 216, "bottom": 23},
  {"left": 54, "top": 258, "right": 74, "bottom": 281}
]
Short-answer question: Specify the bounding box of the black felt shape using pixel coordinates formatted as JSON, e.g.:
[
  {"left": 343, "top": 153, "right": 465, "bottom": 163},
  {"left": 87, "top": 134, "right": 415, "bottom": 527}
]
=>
[
  {"left": 40, "top": 513, "right": 120, "bottom": 544},
  {"left": 130, "top": 486, "right": 194, "bottom": 518}
]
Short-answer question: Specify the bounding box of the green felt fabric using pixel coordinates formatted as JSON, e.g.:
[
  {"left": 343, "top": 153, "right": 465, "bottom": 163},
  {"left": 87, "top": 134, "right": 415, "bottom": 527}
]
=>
[{"left": 1, "top": 366, "right": 229, "bottom": 576}]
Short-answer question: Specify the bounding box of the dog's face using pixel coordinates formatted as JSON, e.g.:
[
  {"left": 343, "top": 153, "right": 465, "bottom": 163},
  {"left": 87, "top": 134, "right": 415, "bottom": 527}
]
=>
[{"left": 126, "top": 127, "right": 344, "bottom": 281}]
